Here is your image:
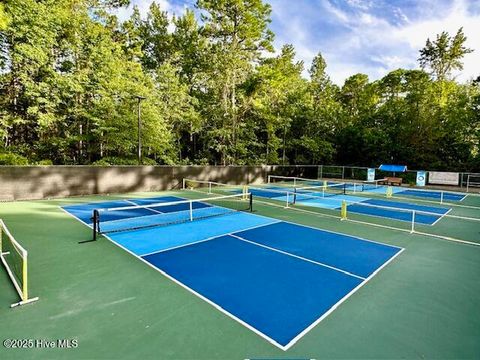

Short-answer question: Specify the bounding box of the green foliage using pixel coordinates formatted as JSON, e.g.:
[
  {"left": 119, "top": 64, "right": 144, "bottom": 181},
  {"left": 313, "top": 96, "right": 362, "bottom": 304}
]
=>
[
  {"left": 0, "top": 152, "right": 29, "bottom": 165},
  {"left": 92, "top": 157, "right": 157, "bottom": 165},
  {"left": 35, "top": 160, "right": 54, "bottom": 165},
  {"left": 0, "top": 1, "right": 478, "bottom": 171},
  {"left": 419, "top": 28, "right": 473, "bottom": 80},
  {"left": 0, "top": 3, "right": 10, "bottom": 30}
]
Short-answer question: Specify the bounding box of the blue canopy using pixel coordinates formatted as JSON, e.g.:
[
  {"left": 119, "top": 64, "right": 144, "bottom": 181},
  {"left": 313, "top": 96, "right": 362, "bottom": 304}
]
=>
[{"left": 379, "top": 164, "right": 407, "bottom": 172}]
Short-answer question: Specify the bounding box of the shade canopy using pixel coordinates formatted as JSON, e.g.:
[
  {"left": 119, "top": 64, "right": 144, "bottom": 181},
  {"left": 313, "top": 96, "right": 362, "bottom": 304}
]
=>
[{"left": 379, "top": 164, "right": 407, "bottom": 172}]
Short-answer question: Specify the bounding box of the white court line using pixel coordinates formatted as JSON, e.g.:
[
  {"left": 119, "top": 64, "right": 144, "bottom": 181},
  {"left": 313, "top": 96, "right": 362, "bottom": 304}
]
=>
[
  {"left": 255, "top": 198, "right": 480, "bottom": 247},
  {"left": 275, "top": 208, "right": 404, "bottom": 250},
  {"left": 58, "top": 206, "right": 93, "bottom": 228},
  {"left": 343, "top": 203, "right": 441, "bottom": 227},
  {"left": 125, "top": 199, "right": 164, "bottom": 214},
  {"left": 97, "top": 207, "right": 193, "bottom": 226},
  {"left": 282, "top": 247, "right": 405, "bottom": 350},
  {"left": 60, "top": 195, "right": 405, "bottom": 351},
  {"left": 140, "top": 219, "right": 282, "bottom": 257},
  {"left": 101, "top": 230, "right": 291, "bottom": 350},
  {"left": 431, "top": 208, "right": 453, "bottom": 226},
  {"left": 229, "top": 234, "right": 365, "bottom": 280},
  {"left": 58, "top": 196, "right": 188, "bottom": 231}
]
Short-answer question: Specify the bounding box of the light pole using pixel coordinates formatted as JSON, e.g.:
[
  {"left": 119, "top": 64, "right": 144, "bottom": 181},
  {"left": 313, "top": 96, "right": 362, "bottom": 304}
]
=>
[{"left": 134, "top": 95, "right": 146, "bottom": 164}]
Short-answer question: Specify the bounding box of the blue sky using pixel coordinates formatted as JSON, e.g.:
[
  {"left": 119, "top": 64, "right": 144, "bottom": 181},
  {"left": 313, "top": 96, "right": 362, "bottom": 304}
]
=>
[{"left": 115, "top": 0, "right": 480, "bottom": 85}]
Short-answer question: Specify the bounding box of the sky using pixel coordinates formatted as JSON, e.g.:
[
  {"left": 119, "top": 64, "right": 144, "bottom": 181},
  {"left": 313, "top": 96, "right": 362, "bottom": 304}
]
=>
[{"left": 114, "top": 0, "right": 480, "bottom": 85}]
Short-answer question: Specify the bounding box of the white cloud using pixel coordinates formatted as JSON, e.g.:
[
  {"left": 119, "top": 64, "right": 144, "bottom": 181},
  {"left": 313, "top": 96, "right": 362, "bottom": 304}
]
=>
[
  {"left": 268, "top": 0, "right": 480, "bottom": 85},
  {"left": 110, "top": 0, "right": 479, "bottom": 84},
  {"left": 346, "top": 0, "right": 373, "bottom": 11}
]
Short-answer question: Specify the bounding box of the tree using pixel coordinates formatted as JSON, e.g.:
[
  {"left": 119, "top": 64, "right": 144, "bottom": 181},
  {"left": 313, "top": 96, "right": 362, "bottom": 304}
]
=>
[
  {"left": 250, "top": 45, "right": 307, "bottom": 164},
  {"left": 197, "top": 0, "right": 274, "bottom": 164},
  {"left": 293, "top": 52, "right": 340, "bottom": 164},
  {"left": 418, "top": 28, "right": 473, "bottom": 81},
  {"left": 0, "top": 3, "right": 9, "bottom": 30}
]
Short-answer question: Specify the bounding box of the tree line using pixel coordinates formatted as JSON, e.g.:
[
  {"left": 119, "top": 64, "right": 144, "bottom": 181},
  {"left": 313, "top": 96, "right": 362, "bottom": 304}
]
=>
[{"left": 1, "top": 0, "right": 479, "bottom": 171}]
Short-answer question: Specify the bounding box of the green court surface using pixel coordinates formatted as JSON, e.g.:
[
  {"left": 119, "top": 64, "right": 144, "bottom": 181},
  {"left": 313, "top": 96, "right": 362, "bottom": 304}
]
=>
[{"left": 1, "top": 190, "right": 480, "bottom": 359}]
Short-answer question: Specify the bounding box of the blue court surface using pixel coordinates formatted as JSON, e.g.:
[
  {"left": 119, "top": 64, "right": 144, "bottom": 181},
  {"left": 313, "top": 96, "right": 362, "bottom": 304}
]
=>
[
  {"left": 245, "top": 187, "right": 451, "bottom": 225},
  {"left": 395, "top": 188, "right": 466, "bottom": 201},
  {"left": 62, "top": 195, "right": 403, "bottom": 350},
  {"left": 346, "top": 199, "right": 450, "bottom": 225}
]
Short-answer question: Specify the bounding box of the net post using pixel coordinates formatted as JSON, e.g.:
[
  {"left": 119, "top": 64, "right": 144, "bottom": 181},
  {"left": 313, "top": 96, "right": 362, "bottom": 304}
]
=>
[
  {"left": 286, "top": 192, "right": 290, "bottom": 208},
  {"left": 440, "top": 191, "right": 444, "bottom": 204},
  {"left": 208, "top": 181, "right": 212, "bottom": 194},
  {"left": 189, "top": 201, "right": 193, "bottom": 221},
  {"left": 249, "top": 193, "right": 253, "bottom": 212},
  {"left": 22, "top": 252, "right": 28, "bottom": 301},
  {"left": 267, "top": 175, "right": 271, "bottom": 184},
  {"left": 182, "top": 178, "right": 186, "bottom": 190},
  {"left": 341, "top": 200, "right": 347, "bottom": 220},
  {"left": 410, "top": 210, "right": 415, "bottom": 233},
  {"left": 92, "top": 210, "right": 99, "bottom": 241}
]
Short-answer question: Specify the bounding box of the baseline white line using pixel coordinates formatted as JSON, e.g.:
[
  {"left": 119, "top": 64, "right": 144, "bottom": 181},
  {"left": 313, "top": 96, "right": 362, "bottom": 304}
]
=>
[
  {"left": 58, "top": 206, "right": 93, "bottom": 229},
  {"left": 61, "top": 198, "right": 407, "bottom": 351},
  {"left": 271, "top": 206, "right": 404, "bottom": 250},
  {"left": 343, "top": 204, "right": 440, "bottom": 227},
  {"left": 255, "top": 198, "right": 480, "bottom": 247},
  {"left": 431, "top": 208, "right": 452, "bottom": 226},
  {"left": 360, "top": 190, "right": 480, "bottom": 210},
  {"left": 98, "top": 208, "right": 191, "bottom": 226},
  {"left": 229, "top": 234, "right": 365, "bottom": 280},
  {"left": 282, "top": 247, "right": 405, "bottom": 350},
  {"left": 98, "top": 232, "right": 289, "bottom": 351},
  {"left": 61, "top": 203, "right": 290, "bottom": 350},
  {"left": 139, "top": 219, "right": 282, "bottom": 257}
]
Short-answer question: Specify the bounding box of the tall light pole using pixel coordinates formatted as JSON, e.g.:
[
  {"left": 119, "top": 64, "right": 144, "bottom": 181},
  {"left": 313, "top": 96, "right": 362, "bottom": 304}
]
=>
[{"left": 134, "top": 95, "right": 146, "bottom": 164}]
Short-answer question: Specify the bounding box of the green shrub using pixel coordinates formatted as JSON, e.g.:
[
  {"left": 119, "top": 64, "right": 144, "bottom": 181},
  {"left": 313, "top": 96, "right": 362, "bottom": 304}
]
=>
[
  {"left": 92, "top": 157, "right": 158, "bottom": 166},
  {"left": 0, "top": 152, "right": 29, "bottom": 165},
  {"left": 35, "top": 159, "right": 53, "bottom": 165}
]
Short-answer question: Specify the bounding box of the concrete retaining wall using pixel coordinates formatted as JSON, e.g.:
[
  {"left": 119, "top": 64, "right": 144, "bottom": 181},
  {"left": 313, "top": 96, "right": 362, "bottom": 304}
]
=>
[{"left": 0, "top": 165, "right": 313, "bottom": 201}]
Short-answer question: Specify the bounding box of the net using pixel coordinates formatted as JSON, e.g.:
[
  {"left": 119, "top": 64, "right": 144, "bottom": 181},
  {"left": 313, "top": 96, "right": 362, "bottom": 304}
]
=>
[
  {"left": 246, "top": 186, "right": 295, "bottom": 207},
  {"left": 0, "top": 219, "right": 38, "bottom": 307},
  {"left": 346, "top": 179, "right": 387, "bottom": 192},
  {"left": 93, "top": 193, "right": 253, "bottom": 237},
  {"left": 363, "top": 179, "right": 387, "bottom": 191},
  {"left": 268, "top": 175, "right": 324, "bottom": 187},
  {"left": 293, "top": 183, "right": 346, "bottom": 203},
  {"left": 183, "top": 179, "right": 239, "bottom": 195}
]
